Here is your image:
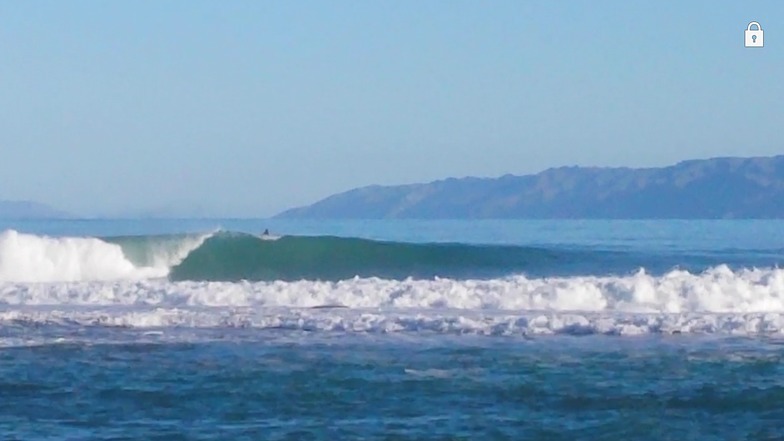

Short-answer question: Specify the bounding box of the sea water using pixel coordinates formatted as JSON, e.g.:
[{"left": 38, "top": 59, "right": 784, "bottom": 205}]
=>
[{"left": 1, "top": 219, "right": 783, "bottom": 439}]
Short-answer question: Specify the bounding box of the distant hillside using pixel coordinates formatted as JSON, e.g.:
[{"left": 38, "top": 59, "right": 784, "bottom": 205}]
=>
[
  {"left": 0, "top": 200, "right": 71, "bottom": 219},
  {"left": 277, "top": 155, "right": 784, "bottom": 219}
]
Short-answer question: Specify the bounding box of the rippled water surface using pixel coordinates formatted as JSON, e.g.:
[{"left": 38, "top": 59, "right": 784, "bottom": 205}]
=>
[{"left": 2, "top": 330, "right": 784, "bottom": 440}]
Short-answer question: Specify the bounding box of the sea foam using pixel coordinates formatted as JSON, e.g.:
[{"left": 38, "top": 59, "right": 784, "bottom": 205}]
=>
[{"left": 0, "top": 267, "right": 783, "bottom": 335}]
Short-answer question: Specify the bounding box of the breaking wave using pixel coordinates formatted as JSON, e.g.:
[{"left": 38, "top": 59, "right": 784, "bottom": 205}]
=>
[
  {"left": 0, "top": 229, "right": 211, "bottom": 283},
  {"left": 0, "top": 229, "right": 780, "bottom": 283},
  {"left": 0, "top": 230, "right": 624, "bottom": 283}
]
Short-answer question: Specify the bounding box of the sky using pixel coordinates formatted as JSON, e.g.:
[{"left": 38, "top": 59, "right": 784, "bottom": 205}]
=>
[{"left": 0, "top": 1, "right": 782, "bottom": 217}]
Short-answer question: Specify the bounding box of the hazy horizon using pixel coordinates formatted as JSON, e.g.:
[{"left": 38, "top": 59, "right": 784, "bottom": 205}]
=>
[
  {"left": 1, "top": 1, "right": 781, "bottom": 217},
  {"left": 3, "top": 152, "right": 782, "bottom": 219}
]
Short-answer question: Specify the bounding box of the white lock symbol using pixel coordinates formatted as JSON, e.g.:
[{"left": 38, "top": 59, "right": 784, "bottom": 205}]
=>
[{"left": 745, "top": 22, "right": 764, "bottom": 47}]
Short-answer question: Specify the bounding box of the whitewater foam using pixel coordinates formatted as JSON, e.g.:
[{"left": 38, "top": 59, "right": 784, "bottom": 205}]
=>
[
  {"left": 1, "top": 266, "right": 783, "bottom": 335},
  {"left": 0, "top": 230, "right": 211, "bottom": 283},
  {"left": 2, "top": 266, "right": 783, "bottom": 311},
  {"left": 2, "top": 306, "right": 784, "bottom": 337}
]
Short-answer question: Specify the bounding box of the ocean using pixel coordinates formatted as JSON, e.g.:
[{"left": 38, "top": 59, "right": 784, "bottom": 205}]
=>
[{"left": 1, "top": 219, "right": 783, "bottom": 439}]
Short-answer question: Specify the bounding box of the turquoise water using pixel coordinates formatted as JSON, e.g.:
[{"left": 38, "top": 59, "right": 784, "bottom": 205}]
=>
[{"left": 1, "top": 219, "right": 784, "bottom": 438}]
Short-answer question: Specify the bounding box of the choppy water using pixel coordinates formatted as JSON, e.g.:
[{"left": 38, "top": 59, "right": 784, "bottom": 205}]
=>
[
  {"left": 2, "top": 331, "right": 784, "bottom": 440},
  {"left": 1, "top": 219, "right": 783, "bottom": 439}
]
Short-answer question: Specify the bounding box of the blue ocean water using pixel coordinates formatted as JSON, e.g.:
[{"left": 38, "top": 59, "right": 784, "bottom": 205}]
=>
[{"left": 1, "top": 219, "right": 784, "bottom": 439}]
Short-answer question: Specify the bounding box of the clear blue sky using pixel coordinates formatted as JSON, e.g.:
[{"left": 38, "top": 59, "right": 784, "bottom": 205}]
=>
[{"left": 0, "top": 1, "right": 781, "bottom": 217}]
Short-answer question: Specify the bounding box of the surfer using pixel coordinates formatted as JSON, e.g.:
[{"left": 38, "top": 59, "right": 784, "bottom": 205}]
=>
[{"left": 262, "top": 229, "right": 270, "bottom": 236}]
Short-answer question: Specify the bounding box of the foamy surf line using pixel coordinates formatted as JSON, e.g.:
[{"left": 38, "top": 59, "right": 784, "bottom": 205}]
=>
[
  {"left": 1, "top": 266, "right": 783, "bottom": 336},
  {"left": 3, "top": 308, "right": 784, "bottom": 337}
]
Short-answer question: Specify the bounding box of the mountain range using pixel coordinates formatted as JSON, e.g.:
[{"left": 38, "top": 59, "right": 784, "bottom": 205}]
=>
[{"left": 277, "top": 155, "right": 784, "bottom": 219}]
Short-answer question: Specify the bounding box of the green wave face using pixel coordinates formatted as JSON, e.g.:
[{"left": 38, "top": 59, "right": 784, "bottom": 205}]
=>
[{"left": 168, "top": 233, "right": 565, "bottom": 282}]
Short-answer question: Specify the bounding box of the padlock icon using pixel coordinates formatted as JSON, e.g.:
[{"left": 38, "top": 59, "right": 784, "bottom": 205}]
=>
[{"left": 745, "top": 22, "right": 764, "bottom": 48}]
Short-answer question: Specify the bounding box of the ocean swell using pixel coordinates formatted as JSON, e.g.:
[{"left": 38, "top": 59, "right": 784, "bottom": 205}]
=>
[{"left": 0, "top": 230, "right": 606, "bottom": 283}]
